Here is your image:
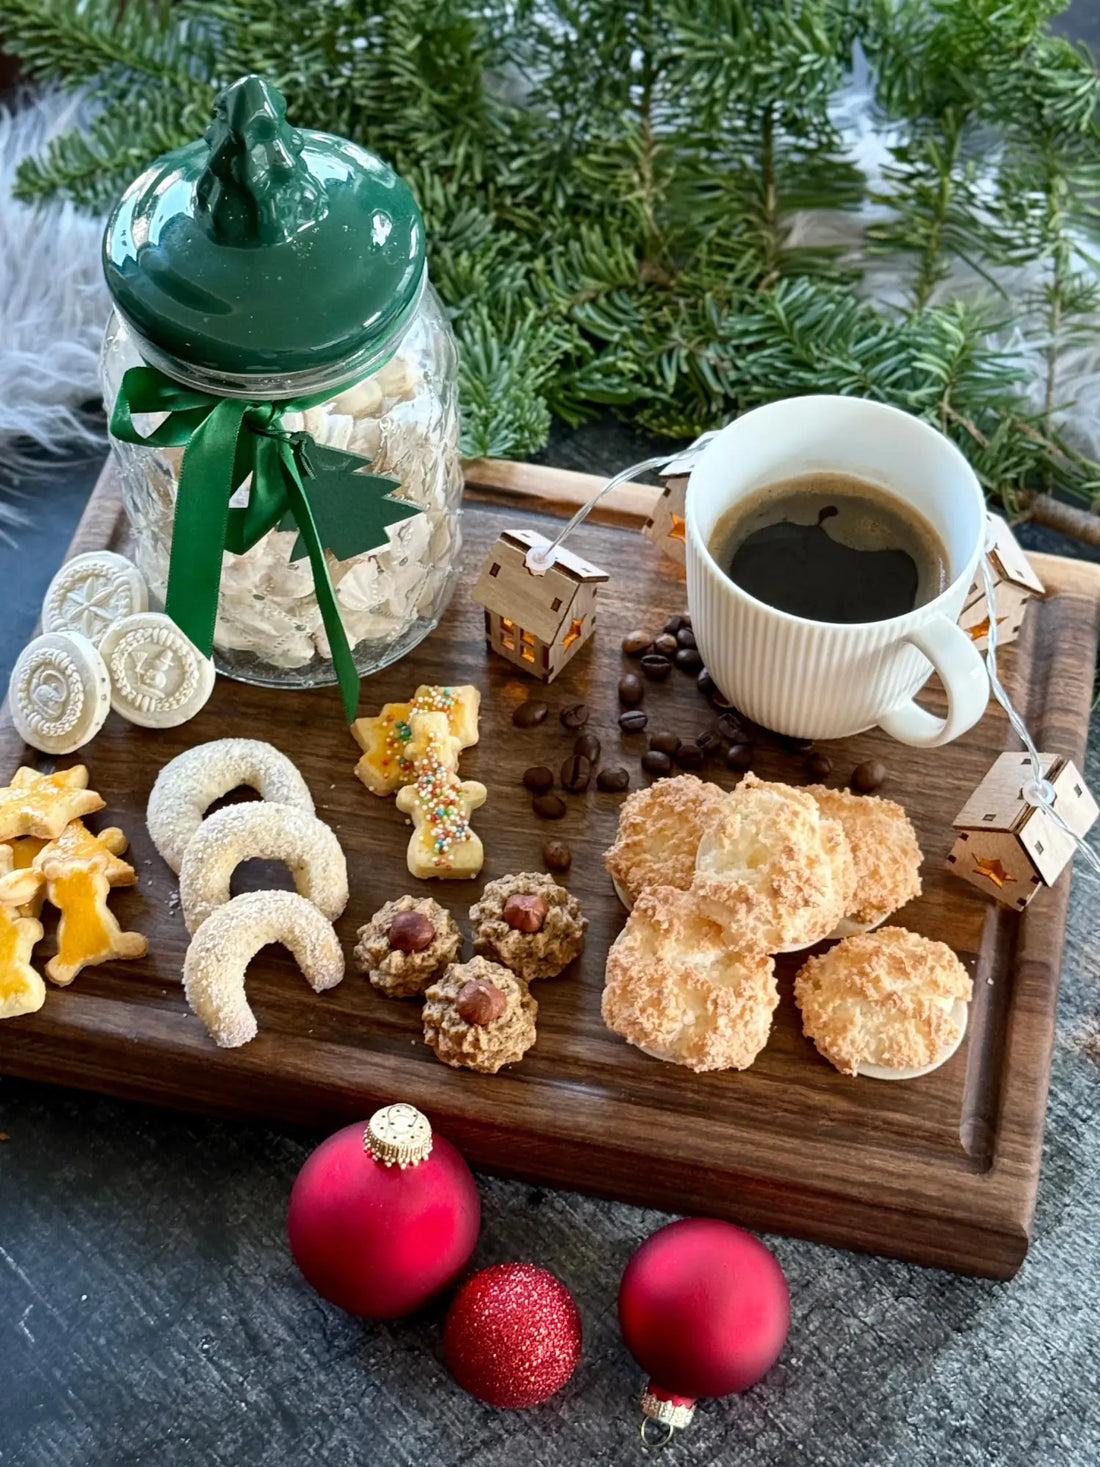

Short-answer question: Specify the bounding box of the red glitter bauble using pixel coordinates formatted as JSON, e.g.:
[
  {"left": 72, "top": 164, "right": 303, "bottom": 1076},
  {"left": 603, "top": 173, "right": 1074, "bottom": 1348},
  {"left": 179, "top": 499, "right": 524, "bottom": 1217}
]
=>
[
  {"left": 287, "top": 1108, "right": 480, "bottom": 1319},
  {"left": 619, "top": 1218, "right": 789, "bottom": 1402},
  {"left": 443, "top": 1263, "right": 582, "bottom": 1408}
]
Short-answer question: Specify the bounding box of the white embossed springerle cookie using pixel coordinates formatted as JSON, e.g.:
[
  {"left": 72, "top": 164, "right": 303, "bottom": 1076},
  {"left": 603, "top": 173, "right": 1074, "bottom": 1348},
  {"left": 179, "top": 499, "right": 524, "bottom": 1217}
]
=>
[
  {"left": 42, "top": 551, "right": 148, "bottom": 647},
  {"left": 99, "top": 612, "right": 215, "bottom": 729},
  {"left": 8, "top": 632, "right": 111, "bottom": 755}
]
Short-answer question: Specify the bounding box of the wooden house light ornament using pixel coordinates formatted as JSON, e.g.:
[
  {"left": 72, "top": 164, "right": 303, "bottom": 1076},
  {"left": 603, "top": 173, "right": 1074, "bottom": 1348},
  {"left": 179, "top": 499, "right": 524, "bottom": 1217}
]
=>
[
  {"left": 958, "top": 513, "right": 1046, "bottom": 652},
  {"left": 472, "top": 529, "right": 609, "bottom": 681},
  {"left": 947, "top": 752, "right": 1098, "bottom": 910},
  {"left": 643, "top": 472, "right": 688, "bottom": 565}
]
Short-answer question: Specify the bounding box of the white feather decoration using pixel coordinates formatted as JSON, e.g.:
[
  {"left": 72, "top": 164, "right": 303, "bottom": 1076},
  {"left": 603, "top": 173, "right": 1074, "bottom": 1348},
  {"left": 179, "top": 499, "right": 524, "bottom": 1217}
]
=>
[{"left": 0, "top": 90, "right": 110, "bottom": 474}]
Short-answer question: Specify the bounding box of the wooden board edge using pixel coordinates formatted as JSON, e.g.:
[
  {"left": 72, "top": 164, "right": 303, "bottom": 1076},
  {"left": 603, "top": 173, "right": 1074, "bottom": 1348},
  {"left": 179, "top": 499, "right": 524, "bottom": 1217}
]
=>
[{"left": 0, "top": 1017, "right": 1030, "bottom": 1279}]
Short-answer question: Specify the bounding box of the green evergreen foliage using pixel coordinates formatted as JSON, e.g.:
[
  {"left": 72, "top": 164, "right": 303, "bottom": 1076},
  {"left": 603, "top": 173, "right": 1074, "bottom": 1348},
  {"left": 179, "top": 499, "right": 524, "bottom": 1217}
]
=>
[{"left": 3, "top": 0, "right": 1100, "bottom": 503}]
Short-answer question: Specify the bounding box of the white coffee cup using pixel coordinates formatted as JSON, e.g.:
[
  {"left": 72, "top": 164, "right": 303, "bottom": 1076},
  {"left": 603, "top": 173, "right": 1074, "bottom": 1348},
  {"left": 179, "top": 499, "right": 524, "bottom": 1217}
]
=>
[{"left": 685, "top": 395, "right": 989, "bottom": 746}]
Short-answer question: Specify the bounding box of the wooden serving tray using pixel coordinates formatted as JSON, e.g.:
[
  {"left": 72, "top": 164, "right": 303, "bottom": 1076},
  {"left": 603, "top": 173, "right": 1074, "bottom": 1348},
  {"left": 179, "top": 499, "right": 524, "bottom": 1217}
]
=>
[{"left": 2, "top": 460, "right": 1097, "bottom": 1279}]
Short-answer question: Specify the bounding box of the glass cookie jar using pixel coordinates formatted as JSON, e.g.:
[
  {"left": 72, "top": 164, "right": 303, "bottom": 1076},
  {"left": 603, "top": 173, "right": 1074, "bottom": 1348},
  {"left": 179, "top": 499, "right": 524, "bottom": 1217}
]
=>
[{"left": 99, "top": 75, "right": 462, "bottom": 692}]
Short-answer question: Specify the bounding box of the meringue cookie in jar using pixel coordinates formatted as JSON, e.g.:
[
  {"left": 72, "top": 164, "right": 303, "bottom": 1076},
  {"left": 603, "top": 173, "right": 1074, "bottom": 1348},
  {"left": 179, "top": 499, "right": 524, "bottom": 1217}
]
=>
[{"left": 99, "top": 75, "right": 462, "bottom": 699}]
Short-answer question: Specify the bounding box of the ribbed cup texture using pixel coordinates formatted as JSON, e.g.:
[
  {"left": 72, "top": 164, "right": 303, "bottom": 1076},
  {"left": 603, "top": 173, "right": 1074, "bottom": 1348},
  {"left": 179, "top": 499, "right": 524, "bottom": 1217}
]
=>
[{"left": 686, "top": 537, "right": 973, "bottom": 741}]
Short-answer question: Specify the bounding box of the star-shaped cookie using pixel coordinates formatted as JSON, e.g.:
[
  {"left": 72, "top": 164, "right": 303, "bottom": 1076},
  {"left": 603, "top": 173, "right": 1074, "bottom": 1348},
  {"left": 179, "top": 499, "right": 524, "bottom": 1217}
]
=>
[
  {"left": 0, "top": 846, "right": 45, "bottom": 1019},
  {"left": 0, "top": 765, "right": 105, "bottom": 840}
]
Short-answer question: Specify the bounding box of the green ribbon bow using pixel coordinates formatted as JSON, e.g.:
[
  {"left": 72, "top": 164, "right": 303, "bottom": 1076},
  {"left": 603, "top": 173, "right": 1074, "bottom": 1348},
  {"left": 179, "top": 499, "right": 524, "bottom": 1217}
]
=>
[{"left": 110, "top": 365, "right": 419, "bottom": 722}]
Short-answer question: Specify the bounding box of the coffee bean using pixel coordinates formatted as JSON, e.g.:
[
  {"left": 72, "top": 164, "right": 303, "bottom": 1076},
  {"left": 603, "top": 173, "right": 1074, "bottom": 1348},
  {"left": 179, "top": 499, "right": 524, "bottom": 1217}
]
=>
[
  {"left": 680, "top": 613, "right": 692, "bottom": 629},
  {"left": 543, "top": 838, "right": 573, "bottom": 871},
  {"left": 697, "top": 729, "right": 723, "bottom": 757},
  {"left": 675, "top": 647, "right": 703, "bottom": 673},
  {"left": 559, "top": 702, "right": 590, "bottom": 730},
  {"left": 674, "top": 741, "right": 704, "bottom": 770},
  {"left": 641, "top": 750, "right": 673, "bottom": 778},
  {"left": 597, "top": 766, "right": 630, "bottom": 793},
  {"left": 649, "top": 731, "right": 681, "bottom": 756},
  {"left": 717, "top": 711, "right": 751, "bottom": 744},
  {"left": 664, "top": 614, "right": 686, "bottom": 635},
  {"left": 776, "top": 733, "right": 814, "bottom": 754},
  {"left": 851, "top": 758, "right": 887, "bottom": 793},
  {"left": 388, "top": 911, "right": 435, "bottom": 953},
  {"left": 641, "top": 654, "right": 672, "bottom": 682},
  {"left": 523, "top": 765, "right": 554, "bottom": 794},
  {"left": 560, "top": 753, "right": 593, "bottom": 794},
  {"left": 622, "top": 630, "right": 652, "bottom": 657},
  {"left": 574, "top": 733, "right": 601, "bottom": 762},
  {"left": 676, "top": 627, "right": 697, "bottom": 650},
  {"left": 618, "top": 674, "right": 644, "bottom": 706},
  {"left": 532, "top": 793, "right": 567, "bottom": 819},
  {"left": 806, "top": 752, "right": 833, "bottom": 780},
  {"left": 513, "top": 699, "right": 549, "bottom": 729},
  {"left": 653, "top": 633, "right": 679, "bottom": 657},
  {"left": 503, "top": 893, "right": 549, "bottom": 933},
  {"left": 697, "top": 668, "right": 717, "bottom": 699},
  {"left": 618, "top": 709, "right": 649, "bottom": 734},
  {"left": 726, "top": 742, "right": 754, "bottom": 771}
]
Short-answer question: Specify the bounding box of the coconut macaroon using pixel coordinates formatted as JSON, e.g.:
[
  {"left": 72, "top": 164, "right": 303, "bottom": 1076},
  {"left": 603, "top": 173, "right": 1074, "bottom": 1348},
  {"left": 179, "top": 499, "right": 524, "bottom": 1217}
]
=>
[
  {"left": 470, "top": 872, "right": 587, "bottom": 982},
  {"left": 692, "top": 773, "right": 855, "bottom": 952},
  {"left": 794, "top": 926, "right": 973, "bottom": 1077},
  {"left": 604, "top": 774, "right": 730, "bottom": 908},
  {"left": 805, "top": 785, "right": 923, "bottom": 933},
  {"left": 602, "top": 885, "right": 778, "bottom": 1072}
]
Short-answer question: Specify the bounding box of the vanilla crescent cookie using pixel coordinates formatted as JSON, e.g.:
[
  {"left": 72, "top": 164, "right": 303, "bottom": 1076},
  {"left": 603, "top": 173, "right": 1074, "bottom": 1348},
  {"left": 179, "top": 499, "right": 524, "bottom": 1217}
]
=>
[
  {"left": 147, "top": 739, "right": 316, "bottom": 873},
  {"left": 602, "top": 885, "right": 778, "bottom": 1072},
  {"left": 804, "top": 785, "right": 923, "bottom": 934},
  {"left": 794, "top": 926, "right": 973, "bottom": 1078},
  {"left": 692, "top": 773, "right": 855, "bottom": 952},
  {"left": 42, "top": 551, "right": 148, "bottom": 647},
  {"left": 8, "top": 631, "right": 111, "bottom": 755},
  {"left": 604, "top": 775, "right": 729, "bottom": 908},
  {"left": 183, "top": 889, "right": 345, "bottom": 1048},
  {"left": 99, "top": 612, "right": 215, "bottom": 729},
  {"left": 178, "top": 802, "right": 348, "bottom": 934}
]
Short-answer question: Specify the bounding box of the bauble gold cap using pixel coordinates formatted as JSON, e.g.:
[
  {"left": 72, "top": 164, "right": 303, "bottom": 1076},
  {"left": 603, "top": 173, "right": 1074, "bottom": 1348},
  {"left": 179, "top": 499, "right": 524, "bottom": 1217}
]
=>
[{"left": 364, "top": 1103, "right": 434, "bottom": 1168}]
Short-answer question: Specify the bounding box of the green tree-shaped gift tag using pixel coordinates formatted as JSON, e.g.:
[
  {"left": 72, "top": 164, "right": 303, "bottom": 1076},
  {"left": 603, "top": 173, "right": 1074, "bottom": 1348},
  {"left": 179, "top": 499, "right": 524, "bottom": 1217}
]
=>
[{"left": 280, "top": 440, "right": 420, "bottom": 562}]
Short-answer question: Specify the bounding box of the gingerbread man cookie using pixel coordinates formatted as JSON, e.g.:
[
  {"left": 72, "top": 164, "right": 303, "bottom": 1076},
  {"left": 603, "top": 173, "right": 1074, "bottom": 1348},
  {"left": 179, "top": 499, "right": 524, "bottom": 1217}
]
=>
[
  {"left": 0, "top": 846, "right": 46, "bottom": 1019},
  {"left": 33, "top": 820, "right": 135, "bottom": 887},
  {"left": 352, "top": 684, "right": 480, "bottom": 796},
  {"left": 38, "top": 853, "right": 148, "bottom": 986},
  {"left": 0, "top": 765, "right": 105, "bottom": 841},
  {"left": 395, "top": 744, "right": 487, "bottom": 881},
  {"left": 2, "top": 837, "right": 47, "bottom": 918}
]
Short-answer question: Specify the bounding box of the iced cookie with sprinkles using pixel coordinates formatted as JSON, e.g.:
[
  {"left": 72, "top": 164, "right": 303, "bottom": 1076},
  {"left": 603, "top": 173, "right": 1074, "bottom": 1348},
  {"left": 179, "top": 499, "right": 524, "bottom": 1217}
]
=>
[
  {"left": 395, "top": 714, "right": 487, "bottom": 879},
  {"left": 351, "top": 684, "right": 480, "bottom": 796},
  {"left": 354, "top": 894, "right": 462, "bottom": 997}
]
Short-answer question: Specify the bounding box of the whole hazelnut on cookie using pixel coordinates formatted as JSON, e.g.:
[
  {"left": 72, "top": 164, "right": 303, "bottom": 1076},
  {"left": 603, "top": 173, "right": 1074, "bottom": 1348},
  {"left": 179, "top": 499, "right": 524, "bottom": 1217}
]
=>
[
  {"left": 502, "top": 893, "right": 549, "bottom": 933},
  {"left": 470, "top": 873, "right": 588, "bottom": 982},
  {"left": 423, "top": 957, "right": 537, "bottom": 1073},
  {"left": 354, "top": 895, "right": 461, "bottom": 998},
  {"left": 457, "top": 977, "right": 507, "bottom": 1026}
]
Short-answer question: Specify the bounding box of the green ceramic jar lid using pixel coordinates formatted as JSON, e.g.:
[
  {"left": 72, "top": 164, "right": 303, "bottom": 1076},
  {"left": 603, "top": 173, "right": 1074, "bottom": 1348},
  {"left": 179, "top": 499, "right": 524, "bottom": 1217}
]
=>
[{"left": 102, "top": 76, "right": 425, "bottom": 382}]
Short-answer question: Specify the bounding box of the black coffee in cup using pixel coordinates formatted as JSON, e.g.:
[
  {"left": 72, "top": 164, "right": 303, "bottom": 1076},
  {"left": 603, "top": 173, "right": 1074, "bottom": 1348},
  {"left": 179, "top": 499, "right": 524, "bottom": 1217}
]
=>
[{"left": 707, "top": 471, "right": 950, "bottom": 624}]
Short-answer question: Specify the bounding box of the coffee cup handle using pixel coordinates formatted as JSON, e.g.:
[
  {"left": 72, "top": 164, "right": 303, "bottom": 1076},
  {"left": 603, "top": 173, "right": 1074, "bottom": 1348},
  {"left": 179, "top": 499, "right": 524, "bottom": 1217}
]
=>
[{"left": 878, "top": 616, "right": 989, "bottom": 748}]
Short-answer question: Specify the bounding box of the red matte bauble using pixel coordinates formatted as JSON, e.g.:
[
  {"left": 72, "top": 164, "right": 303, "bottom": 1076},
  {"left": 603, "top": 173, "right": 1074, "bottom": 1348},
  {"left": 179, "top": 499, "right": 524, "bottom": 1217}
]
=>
[
  {"left": 287, "top": 1119, "right": 480, "bottom": 1318},
  {"left": 619, "top": 1218, "right": 789, "bottom": 1400},
  {"left": 443, "top": 1263, "right": 582, "bottom": 1408}
]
